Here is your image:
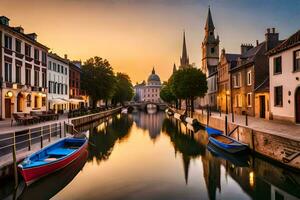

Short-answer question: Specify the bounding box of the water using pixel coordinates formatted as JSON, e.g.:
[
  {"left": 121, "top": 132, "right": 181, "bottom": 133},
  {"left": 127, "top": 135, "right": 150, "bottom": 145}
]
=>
[{"left": 1, "top": 111, "right": 300, "bottom": 200}]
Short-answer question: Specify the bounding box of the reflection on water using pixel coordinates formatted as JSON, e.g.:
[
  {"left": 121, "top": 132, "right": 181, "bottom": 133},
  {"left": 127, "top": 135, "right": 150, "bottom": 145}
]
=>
[{"left": 1, "top": 112, "right": 299, "bottom": 200}]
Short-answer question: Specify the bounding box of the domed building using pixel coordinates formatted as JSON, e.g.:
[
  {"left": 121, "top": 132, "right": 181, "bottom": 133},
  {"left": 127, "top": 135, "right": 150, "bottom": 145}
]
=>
[{"left": 134, "top": 68, "right": 162, "bottom": 103}]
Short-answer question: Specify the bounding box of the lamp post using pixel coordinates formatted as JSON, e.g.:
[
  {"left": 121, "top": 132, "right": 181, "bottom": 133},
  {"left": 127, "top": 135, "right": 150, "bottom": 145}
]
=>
[{"left": 225, "top": 90, "right": 230, "bottom": 115}]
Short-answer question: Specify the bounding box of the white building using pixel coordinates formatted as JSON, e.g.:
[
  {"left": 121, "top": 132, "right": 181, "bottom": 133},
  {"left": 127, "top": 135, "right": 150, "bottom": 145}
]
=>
[
  {"left": 268, "top": 29, "right": 300, "bottom": 123},
  {"left": 0, "top": 16, "right": 48, "bottom": 119},
  {"left": 47, "top": 53, "right": 69, "bottom": 113},
  {"left": 134, "top": 68, "right": 162, "bottom": 103}
]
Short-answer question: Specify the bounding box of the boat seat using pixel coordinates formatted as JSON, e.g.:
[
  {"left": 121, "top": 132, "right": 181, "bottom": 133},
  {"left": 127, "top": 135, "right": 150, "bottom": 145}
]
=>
[{"left": 47, "top": 148, "right": 76, "bottom": 156}]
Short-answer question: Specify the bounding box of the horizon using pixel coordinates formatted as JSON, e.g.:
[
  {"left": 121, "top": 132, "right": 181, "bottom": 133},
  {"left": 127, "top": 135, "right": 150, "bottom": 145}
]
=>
[{"left": 1, "top": 0, "right": 299, "bottom": 83}]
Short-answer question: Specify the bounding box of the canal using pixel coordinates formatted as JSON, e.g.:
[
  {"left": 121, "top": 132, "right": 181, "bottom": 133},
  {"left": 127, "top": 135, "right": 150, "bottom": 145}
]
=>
[{"left": 1, "top": 111, "right": 300, "bottom": 200}]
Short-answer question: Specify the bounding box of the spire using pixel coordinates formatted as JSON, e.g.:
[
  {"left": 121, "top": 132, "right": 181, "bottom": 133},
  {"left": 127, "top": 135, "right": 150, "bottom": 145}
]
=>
[
  {"left": 205, "top": 6, "right": 215, "bottom": 31},
  {"left": 180, "top": 31, "right": 189, "bottom": 68},
  {"left": 152, "top": 67, "right": 155, "bottom": 74},
  {"left": 173, "top": 63, "right": 177, "bottom": 74}
]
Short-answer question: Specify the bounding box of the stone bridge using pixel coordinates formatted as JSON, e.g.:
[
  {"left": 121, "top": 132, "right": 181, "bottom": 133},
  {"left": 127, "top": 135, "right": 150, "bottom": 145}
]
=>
[{"left": 126, "top": 102, "right": 168, "bottom": 111}]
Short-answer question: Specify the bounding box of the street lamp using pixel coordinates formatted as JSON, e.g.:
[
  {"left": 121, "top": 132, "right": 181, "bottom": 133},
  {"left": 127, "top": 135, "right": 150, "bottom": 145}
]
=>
[{"left": 226, "top": 90, "right": 230, "bottom": 115}]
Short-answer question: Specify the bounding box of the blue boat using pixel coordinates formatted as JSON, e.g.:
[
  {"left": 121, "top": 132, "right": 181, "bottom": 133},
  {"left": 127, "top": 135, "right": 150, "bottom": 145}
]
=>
[
  {"left": 205, "top": 127, "right": 223, "bottom": 135},
  {"left": 18, "top": 137, "right": 88, "bottom": 185},
  {"left": 207, "top": 143, "right": 250, "bottom": 167},
  {"left": 208, "top": 134, "right": 249, "bottom": 154}
]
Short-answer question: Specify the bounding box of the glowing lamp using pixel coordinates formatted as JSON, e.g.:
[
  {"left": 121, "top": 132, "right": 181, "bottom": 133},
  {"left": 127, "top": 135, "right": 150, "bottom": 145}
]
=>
[{"left": 6, "top": 91, "right": 13, "bottom": 98}]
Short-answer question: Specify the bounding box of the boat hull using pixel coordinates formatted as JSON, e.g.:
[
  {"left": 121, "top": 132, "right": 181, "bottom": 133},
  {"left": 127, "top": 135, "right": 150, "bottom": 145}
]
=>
[
  {"left": 18, "top": 139, "right": 88, "bottom": 185},
  {"left": 208, "top": 134, "right": 249, "bottom": 154}
]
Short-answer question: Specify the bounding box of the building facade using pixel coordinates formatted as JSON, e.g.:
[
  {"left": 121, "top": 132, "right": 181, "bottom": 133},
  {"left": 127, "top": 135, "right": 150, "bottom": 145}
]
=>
[
  {"left": 268, "top": 30, "right": 300, "bottom": 123},
  {"left": 230, "top": 28, "right": 280, "bottom": 118},
  {"left": 69, "top": 61, "right": 85, "bottom": 110},
  {"left": 47, "top": 53, "right": 69, "bottom": 113},
  {"left": 0, "top": 16, "right": 48, "bottom": 119},
  {"left": 134, "top": 68, "right": 162, "bottom": 103},
  {"left": 217, "top": 49, "right": 240, "bottom": 113},
  {"left": 201, "top": 7, "right": 220, "bottom": 109}
]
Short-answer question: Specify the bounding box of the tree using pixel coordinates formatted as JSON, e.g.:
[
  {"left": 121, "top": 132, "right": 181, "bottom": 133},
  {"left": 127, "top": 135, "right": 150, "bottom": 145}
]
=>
[
  {"left": 111, "top": 73, "right": 134, "bottom": 105},
  {"left": 171, "top": 68, "right": 207, "bottom": 112},
  {"left": 81, "top": 56, "right": 116, "bottom": 108},
  {"left": 160, "top": 81, "right": 176, "bottom": 106}
]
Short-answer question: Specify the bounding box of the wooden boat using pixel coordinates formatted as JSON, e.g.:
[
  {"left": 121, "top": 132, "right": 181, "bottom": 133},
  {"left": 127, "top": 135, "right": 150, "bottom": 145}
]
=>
[
  {"left": 207, "top": 143, "right": 250, "bottom": 167},
  {"left": 208, "top": 134, "right": 249, "bottom": 154},
  {"left": 205, "top": 127, "right": 223, "bottom": 135},
  {"left": 18, "top": 137, "right": 88, "bottom": 185}
]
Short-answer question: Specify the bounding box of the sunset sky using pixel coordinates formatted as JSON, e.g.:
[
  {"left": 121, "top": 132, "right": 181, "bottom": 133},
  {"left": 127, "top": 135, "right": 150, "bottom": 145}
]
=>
[{"left": 1, "top": 0, "right": 299, "bottom": 83}]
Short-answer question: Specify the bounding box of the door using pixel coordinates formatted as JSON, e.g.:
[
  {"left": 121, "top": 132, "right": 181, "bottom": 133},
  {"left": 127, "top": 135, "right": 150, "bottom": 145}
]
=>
[
  {"left": 5, "top": 99, "right": 12, "bottom": 118},
  {"left": 296, "top": 88, "right": 300, "bottom": 123},
  {"left": 259, "top": 96, "right": 265, "bottom": 118}
]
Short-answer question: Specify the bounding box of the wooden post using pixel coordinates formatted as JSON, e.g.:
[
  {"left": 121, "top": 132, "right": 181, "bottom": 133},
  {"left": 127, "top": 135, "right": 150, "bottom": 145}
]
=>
[
  {"left": 245, "top": 113, "right": 248, "bottom": 126},
  {"left": 40, "top": 127, "right": 43, "bottom": 148},
  {"left": 28, "top": 129, "right": 31, "bottom": 151},
  {"left": 64, "top": 121, "right": 67, "bottom": 137},
  {"left": 12, "top": 132, "right": 18, "bottom": 189},
  {"left": 219, "top": 106, "right": 221, "bottom": 117},
  {"left": 60, "top": 122, "right": 62, "bottom": 138},
  {"left": 225, "top": 115, "right": 228, "bottom": 135},
  {"left": 48, "top": 125, "right": 51, "bottom": 142}
]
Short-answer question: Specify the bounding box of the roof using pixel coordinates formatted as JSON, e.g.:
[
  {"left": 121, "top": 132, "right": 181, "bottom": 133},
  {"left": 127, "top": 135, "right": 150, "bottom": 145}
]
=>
[
  {"left": 268, "top": 29, "right": 300, "bottom": 56},
  {"left": 255, "top": 77, "right": 269, "bottom": 92},
  {"left": 225, "top": 53, "right": 240, "bottom": 69},
  {"left": 0, "top": 22, "right": 49, "bottom": 50},
  {"left": 205, "top": 7, "right": 215, "bottom": 31},
  {"left": 48, "top": 52, "right": 69, "bottom": 65},
  {"left": 148, "top": 68, "right": 161, "bottom": 82}
]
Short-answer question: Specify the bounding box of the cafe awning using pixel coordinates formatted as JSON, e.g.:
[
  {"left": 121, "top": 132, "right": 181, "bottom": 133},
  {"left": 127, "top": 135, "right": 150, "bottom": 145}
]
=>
[
  {"left": 69, "top": 98, "right": 85, "bottom": 104},
  {"left": 49, "top": 98, "right": 69, "bottom": 104}
]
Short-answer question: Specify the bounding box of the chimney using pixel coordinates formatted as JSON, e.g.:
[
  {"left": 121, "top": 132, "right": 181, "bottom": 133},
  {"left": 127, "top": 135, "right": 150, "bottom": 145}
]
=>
[
  {"left": 265, "top": 27, "right": 279, "bottom": 51},
  {"left": 0, "top": 16, "right": 9, "bottom": 26},
  {"left": 14, "top": 26, "right": 24, "bottom": 33},
  {"left": 240, "top": 44, "right": 253, "bottom": 55},
  {"left": 27, "top": 33, "right": 37, "bottom": 41},
  {"left": 64, "top": 54, "right": 68, "bottom": 60}
]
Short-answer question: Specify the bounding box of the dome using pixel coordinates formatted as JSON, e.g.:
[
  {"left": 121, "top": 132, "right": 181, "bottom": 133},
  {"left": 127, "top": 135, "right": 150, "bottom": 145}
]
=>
[{"left": 147, "top": 68, "right": 161, "bottom": 83}]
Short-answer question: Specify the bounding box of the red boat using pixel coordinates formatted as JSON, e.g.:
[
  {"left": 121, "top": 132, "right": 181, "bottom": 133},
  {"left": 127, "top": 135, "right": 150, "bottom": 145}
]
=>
[{"left": 18, "top": 138, "right": 88, "bottom": 185}]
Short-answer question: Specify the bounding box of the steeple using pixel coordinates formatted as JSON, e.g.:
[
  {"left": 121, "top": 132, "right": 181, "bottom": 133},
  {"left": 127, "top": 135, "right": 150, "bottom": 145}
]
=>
[
  {"left": 152, "top": 67, "right": 155, "bottom": 74},
  {"left": 205, "top": 6, "right": 215, "bottom": 31},
  {"left": 180, "top": 31, "right": 189, "bottom": 68},
  {"left": 173, "top": 63, "right": 177, "bottom": 74}
]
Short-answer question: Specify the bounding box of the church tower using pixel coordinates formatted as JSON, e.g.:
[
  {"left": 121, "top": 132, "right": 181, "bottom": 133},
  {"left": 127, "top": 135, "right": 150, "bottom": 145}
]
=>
[
  {"left": 179, "top": 31, "right": 190, "bottom": 69},
  {"left": 201, "top": 7, "right": 219, "bottom": 76}
]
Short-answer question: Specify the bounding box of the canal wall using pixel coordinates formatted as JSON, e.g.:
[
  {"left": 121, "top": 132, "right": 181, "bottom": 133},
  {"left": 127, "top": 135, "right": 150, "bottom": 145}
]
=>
[{"left": 174, "top": 109, "right": 300, "bottom": 170}]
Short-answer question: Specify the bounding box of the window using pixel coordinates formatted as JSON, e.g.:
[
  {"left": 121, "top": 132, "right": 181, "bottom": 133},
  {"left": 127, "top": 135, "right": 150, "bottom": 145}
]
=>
[
  {"left": 48, "top": 61, "right": 52, "bottom": 70},
  {"left": 247, "top": 71, "right": 252, "bottom": 86},
  {"left": 4, "top": 35, "right": 12, "bottom": 49},
  {"left": 211, "top": 47, "right": 215, "bottom": 54},
  {"left": 26, "top": 95, "right": 31, "bottom": 107},
  {"left": 42, "top": 51, "right": 47, "bottom": 64},
  {"left": 273, "top": 56, "right": 282, "bottom": 74},
  {"left": 247, "top": 93, "right": 252, "bottom": 107},
  {"left": 274, "top": 86, "right": 283, "bottom": 107},
  {"left": 25, "top": 44, "right": 31, "bottom": 57},
  {"left": 294, "top": 50, "right": 300, "bottom": 72},
  {"left": 233, "top": 73, "right": 241, "bottom": 88},
  {"left": 42, "top": 97, "right": 46, "bottom": 107},
  {"left": 16, "top": 65, "right": 21, "bottom": 84},
  {"left": 25, "top": 68, "right": 31, "bottom": 85},
  {"left": 15, "top": 39, "right": 21, "bottom": 53},
  {"left": 53, "top": 63, "right": 57, "bottom": 71},
  {"left": 58, "top": 64, "right": 60, "bottom": 73},
  {"left": 58, "top": 83, "right": 60, "bottom": 94},
  {"left": 34, "top": 49, "right": 39, "bottom": 60},
  {"left": 34, "top": 96, "right": 38, "bottom": 108},
  {"left": 235, "top": 94, "right": 242, "bottom": 107},
  {"left": 34, "top": 70, "right": 39, "bottom": 87},
  {"left": 4, "top": 62, "right": 12, "bottom": 82},
  {"left": 42, "top": 71, "right": 46, "bottom": 88},
  {"left": 65, "top": 67, "right": 68, "bottom": 75}
]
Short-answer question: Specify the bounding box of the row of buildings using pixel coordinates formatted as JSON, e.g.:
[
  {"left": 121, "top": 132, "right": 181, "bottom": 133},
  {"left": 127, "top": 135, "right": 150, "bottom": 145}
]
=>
[
  {"left": 0, "top": 16, "right": 88, "bottom": 119},
  {"left": 174, "top": 7, "right": 300, "bottom": 124}
]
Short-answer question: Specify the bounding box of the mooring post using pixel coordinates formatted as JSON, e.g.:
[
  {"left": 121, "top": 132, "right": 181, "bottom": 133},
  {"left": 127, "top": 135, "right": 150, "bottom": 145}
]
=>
[
  {"left": 219, "top": 106, "right": 221, "bottom": 117},
  {"left": 225, "top": 115, "right": 228, "bottom": 135},
  {"left": 245, "top": 113, "right": 248, "bottom": 126},
  {"left": 28, "top": 129, "right": 31, "bottom": 151},
  {"left": 64, "top": 121, "right": 67, "bottom": 137},
  {"left": 12, "top": 132, "right": 18, "bottom": 189},
  {"left": 48, "top": 125, "right": 51, "bottom": 142},
  {"left": 60, "top": 122, "right": 62, "bottom": 138},
  {"left": 40, "top": 127, "right": 43, "bottom": 148}
]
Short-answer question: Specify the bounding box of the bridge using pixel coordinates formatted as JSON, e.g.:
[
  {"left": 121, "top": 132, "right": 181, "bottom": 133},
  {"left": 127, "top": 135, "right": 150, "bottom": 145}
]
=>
[{"left": 126, "top": 102, "right": 168, "bottom": 111}]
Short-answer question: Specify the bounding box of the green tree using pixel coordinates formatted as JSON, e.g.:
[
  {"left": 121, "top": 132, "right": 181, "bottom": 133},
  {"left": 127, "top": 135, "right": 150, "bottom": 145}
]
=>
[
  {"left": 112, "top": 73, "right": 134, "bottom": 105},
  {"left": 81, "top": 56, "right": 116, "bottom": 108},
  {"left": 171, "top": 68, "right": 207, "bottom": 112},
  {"left": 160, "top": 81, "right": 176, "bottom": 106}
]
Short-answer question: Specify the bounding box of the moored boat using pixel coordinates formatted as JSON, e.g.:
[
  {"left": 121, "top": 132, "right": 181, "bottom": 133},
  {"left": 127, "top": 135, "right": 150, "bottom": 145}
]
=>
[
  {"left": 205, "top": 127, "right": 223, "bottom": 135},
  {"left": 18, "top": 137, "right": 88, "bottom": 185},
  {"left": 208, "top": 134, "right": 249, "bottom": 154}
]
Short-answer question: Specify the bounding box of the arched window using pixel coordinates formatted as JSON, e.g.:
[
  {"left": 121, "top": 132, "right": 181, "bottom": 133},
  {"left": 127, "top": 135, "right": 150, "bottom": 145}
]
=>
[{"left": 26, "top": 94, "right": 31, "bottom": 107}]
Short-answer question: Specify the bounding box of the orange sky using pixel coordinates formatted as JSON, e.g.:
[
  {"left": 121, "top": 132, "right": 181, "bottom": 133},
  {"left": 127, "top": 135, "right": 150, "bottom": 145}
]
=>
[{"left": 1, "top": 0, "right": 299, "bottom": 83}]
